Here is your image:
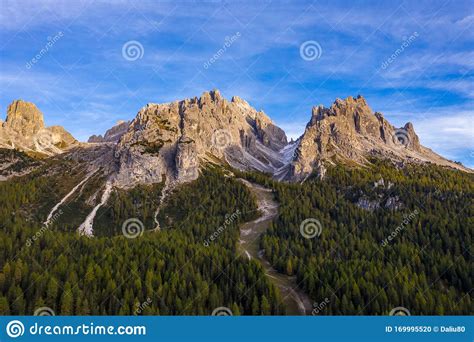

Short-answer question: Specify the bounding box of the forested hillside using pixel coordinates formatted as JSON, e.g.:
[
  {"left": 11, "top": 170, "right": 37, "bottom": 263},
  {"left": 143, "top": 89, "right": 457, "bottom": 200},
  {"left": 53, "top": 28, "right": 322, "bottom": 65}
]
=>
[
  {"left": 0, "top": 162, "right": 284, "bottom": 315},
  {"left": 239, "top": 160, "right": 473, "bottom": 314},
  {"left": 0, "top": 147, "right": 472, "bottom": 315}
]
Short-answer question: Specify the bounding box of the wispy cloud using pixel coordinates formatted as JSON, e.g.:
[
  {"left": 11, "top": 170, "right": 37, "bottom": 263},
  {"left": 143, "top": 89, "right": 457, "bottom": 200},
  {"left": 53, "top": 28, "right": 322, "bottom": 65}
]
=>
[
  {"left": 415, "top": 110, "right": 474, "bottom": 165},
  {"left": 0, "top": 0, "right": 472, "bottom": 161}
]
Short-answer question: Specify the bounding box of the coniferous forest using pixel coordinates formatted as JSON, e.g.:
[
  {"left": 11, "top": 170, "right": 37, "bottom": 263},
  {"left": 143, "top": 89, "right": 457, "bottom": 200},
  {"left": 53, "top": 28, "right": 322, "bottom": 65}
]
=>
[
  {"left": 0, "top": 150, "right": 472, "bottom": 315},
  {"left": 0, "top": 155, "right": 283, "bottom": 315},
  {"left": 239, "top": 160, "right": 473, "bottom": 315}
]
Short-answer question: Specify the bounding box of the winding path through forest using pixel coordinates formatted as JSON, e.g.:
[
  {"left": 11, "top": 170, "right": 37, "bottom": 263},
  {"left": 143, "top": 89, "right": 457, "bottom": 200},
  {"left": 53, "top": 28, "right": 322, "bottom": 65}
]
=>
[{"left": 238, "top": 179, "right": 313, "bottom": 315}]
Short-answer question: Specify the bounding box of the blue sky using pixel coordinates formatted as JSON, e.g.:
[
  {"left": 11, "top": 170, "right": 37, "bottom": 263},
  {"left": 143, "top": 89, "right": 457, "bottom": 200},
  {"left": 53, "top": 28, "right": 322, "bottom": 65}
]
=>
[{"left": 0, "top": 0, "right": 473, "bottom": 166}]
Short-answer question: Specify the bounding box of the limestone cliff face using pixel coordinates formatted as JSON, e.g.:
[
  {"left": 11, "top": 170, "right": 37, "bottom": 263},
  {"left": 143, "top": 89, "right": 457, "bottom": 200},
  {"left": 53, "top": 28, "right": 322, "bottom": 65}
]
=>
[
  {"left": 88, "top": 120, "right": 130, "bottom": 143},
  {"left": 2, "top": 94, "right": 468, "bottom": 187},
  {"left": 286, "top": 95, "right": 468, "bottom": 181},
  {"left": 105, "top": 92, "right": 471, "bottom": 187},
  {"left": 113, "top": 90, "right": 288, "bottom": 187},
  {"left": 4, "top": 100, "right": 45, "bottom": 136},
  {"left": 0, "top": 100, "right": 77, "bottom": 155}
]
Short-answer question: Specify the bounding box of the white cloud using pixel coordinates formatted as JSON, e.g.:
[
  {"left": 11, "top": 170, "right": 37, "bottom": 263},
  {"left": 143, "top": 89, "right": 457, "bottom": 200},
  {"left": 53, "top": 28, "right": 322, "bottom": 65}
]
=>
[
  {"left": 414, "top": 110, "right": 474, "bottom": 160},
  {"left": 277, "top": 121, "right": 307, "bottom": 141}
]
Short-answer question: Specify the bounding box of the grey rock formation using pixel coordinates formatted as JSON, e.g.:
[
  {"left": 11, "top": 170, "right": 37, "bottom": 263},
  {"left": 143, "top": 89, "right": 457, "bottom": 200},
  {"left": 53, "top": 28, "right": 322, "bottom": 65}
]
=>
[
  {"left": 284, "top": 95, "right": 469, "bottom": 181},
  {"left": 4, "top": 100, "right": 45, "bottom": 136},
  {"left": 113, "top": 90, "right": 288, "bottom": 187},
  {"left": 88, "top": 120, "right": 130, "bottom": 143},
  {"left": 2, "top": 93, "right": 469, "bottom": 189},
  {"left": 0, "top": 100, "right": 77, "bottom": 155}
]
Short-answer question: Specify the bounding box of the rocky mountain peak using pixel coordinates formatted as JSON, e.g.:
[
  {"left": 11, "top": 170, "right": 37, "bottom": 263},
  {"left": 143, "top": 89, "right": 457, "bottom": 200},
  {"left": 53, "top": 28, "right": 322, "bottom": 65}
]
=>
[
  {"left": 397, "top": 121, "right": 421, "bottom": 151},
  {"left": 2, "top": 93, "right": 468, "bottom": 187},
  {"left": 102, "top": 92, "right": 469, "bottom": 187},
  {"left": 285, "top": 95, "right": 468, "bottom": 181},
  {"left": 0, "top": 100, "right": 77, "bottom": 155},
  {"left": 197, "top": 89, "right": 224, "bottom": 107},
  {"left": 88, "top": 120, "right": 130, "bottom": 143},
  {"left": 231, "top": 95, "right": 251, "bottom": 108},
  {"left": 112, "top": 90, "right": 289, "bottom": 187},
  {"left": 4, "top": 100, "right": 45, "bottom": 136},
  {"left": 332, "top": 95, "right": 372, "bottom": 117}
]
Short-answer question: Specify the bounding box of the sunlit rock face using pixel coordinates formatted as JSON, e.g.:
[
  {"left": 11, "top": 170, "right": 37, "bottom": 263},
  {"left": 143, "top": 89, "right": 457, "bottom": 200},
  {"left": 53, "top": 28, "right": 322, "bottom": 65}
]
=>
[
  {"left": 2, "top": 93, "right": 467, "bottom": 188},
  {"left": 0, "top": 100, "right": 77, "bottom": 155},
  {"left": 285, "top": 95, "right": 468, "bottom": 181},
  {"left": 113, "top": 90, "right": 288, "bottom": 187}
]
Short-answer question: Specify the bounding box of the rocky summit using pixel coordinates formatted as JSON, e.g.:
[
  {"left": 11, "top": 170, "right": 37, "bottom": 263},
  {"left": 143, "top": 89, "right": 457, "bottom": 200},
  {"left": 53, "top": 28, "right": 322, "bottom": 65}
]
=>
[
  {"left": 113, "top": 90, "right": 288, "bottom": 187},
  {"left": 0, "top": 92, "right": 469, "bottom": 187},
  {"left": 88, "top": 120, "right": 130, "bottom": 143},
  {"left": 0, "top": 100, "right": 77, "bottom": 156},
  {"left": 284, "top": 95, "right": 469, "bottom": 180}
]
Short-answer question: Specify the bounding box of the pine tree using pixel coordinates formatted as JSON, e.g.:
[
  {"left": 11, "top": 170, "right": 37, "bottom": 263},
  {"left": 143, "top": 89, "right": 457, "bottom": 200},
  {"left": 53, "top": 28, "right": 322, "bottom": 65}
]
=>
[{"left": 60, "top": 282, "right": 74, "bottom": 315}]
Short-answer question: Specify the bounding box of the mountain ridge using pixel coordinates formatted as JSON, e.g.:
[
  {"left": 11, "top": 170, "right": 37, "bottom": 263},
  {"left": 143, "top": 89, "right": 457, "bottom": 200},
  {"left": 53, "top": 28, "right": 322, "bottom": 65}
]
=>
[{"left": 0, "top": 91, "right": 470, "bottom": 186}]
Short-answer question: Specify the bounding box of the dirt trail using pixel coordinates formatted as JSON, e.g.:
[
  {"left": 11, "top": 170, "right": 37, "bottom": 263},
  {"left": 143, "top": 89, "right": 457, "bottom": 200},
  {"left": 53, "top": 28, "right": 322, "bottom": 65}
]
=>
[{"left": 238, "top": 179, "right": 313, "bottom": 315}]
